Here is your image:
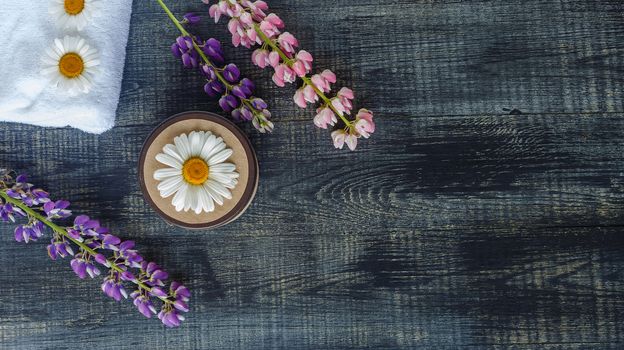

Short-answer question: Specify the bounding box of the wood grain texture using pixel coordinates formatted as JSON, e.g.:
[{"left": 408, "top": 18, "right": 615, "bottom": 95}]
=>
[{"left": 0, "top": 0, "right": 623, "bottom": 349}]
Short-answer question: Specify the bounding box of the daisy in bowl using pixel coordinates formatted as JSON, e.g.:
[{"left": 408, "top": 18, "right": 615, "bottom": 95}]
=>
[
  {"left": 154, "top": 131, "right": 239, "bottom": 214},
  {"left": 41, "top": 36, "right": 100, "bottom": 95},
  {"left": 50, "top": 0, "right": 99, "bottom": 31}
]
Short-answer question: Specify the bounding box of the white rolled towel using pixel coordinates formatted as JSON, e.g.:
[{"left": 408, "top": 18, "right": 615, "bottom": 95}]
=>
[{"left": 0, "top": 0, "right": 133, "bottom": 134}]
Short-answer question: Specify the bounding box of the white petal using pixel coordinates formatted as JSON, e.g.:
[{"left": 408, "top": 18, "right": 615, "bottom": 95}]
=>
[
  {"left": 198, "top": 131, "right": 210, "bottom": 146},
  {"left": 189, "top": 131, "right": 203, "bottom": 156},
  {"left": 199, "top": 134, "right": 218, "bottom": 160},
  {"left": 209, "top": 163, "right": 236, "bottom": 173},
  {"left": 209, "top": 171, "right": 236, "bottom": 185},
  {"left": 154, "top": 168, "right": 182, "bottom": 181},
  {"left": 194, "top": 192, "right": 203, "bottom": 214},
  {"left": 156, "top": 153, "right": 182, "bottom": 169},
  {"left": 203, "top": 182, "right": 224, "bottom": 206},
  {"left": 163, "top": 144, "right": 185, "bottom": 163},
  {"left": 204, "top": 137, "right": 227, "bottom": 161},
  {"left": 157, "top": 176, "right": 183, "bottom": 198},
  {"left": 41, "top": 66, "right": 59, "bottom": 76},
  {"left": 206, "top": 180, "right": 232, "bottom": 200},
  {"left": 198, "top": 186, "right": 214, "bottom": 213},
  {"left": 174, "top": 134, "right": 190, "bottom": 160},
  {"left": 54, "top": 38, "right": 65, "bottom": 53},
  {"left": 208, "top": 148, "right": 233, "bottom": 165},
  {"left": 172, "top": 183, "right": 188, "bottom": 212},
  {"left": 227, "top": 179, "right": 239, "bottom": 188},
  {"left": 184, "top": 187, "right": 196, "bottom": 212}
]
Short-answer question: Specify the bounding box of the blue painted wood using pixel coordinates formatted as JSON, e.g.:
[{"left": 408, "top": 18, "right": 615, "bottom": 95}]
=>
[{"left": 0, "top": 0, "right": 623, "bottom": 348}]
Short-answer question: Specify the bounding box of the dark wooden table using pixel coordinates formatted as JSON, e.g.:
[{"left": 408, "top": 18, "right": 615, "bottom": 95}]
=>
[{"left": 1, "top": 0, "right": 623, "bottom": 348}]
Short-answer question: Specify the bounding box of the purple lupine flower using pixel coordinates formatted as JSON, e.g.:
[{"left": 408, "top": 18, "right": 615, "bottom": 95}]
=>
[
  {"left": 70, "top": 251, "right": 101, "bottom": 279},
  {"left": 131, "top": 290, "right": 157, "bottom": 318},
  {"left": 200, "top": 64, "right": 217, "bottom": 80},
  {"left": 102, "top": 271, "right": 128, "bottom": 301},
  {"left": 100, "top": 234, "right": 121, "bottom": 250},
  {"left": 47, "top": 238, "right": 74, "bottom": 260},
  {"left": 172, "top": 36, "right": 200, "bottom": 68},
  {"left": 116, "top": 240, "right": 143, "bottom": 268},
  {"left": 182, "top": 12, "right": 201, "bottom": 25},
  {"left": 14, "top": 220, "right": 44, "bottom": 243},
  {"left": 165, "top": 12, "right": 273, "bottom": 133},
  {"left": 222, "top": 63, "right": 240, "bottom": 83},
  {"left": 149, "top": 287, "right": 168, "bottom": 298},
  {"left": 250, "top": 98, "right": 268, "bottom": 110},
  {"left": 170, "top": 281, "right": 190, "bottom": 312},
  {"left": 0, "top": 203, "right": 25, "bottom": 222},
  {"left": 219, "top": 94, "right": 240, "bottom": 112},
  {"left": 252, "top": 109, "right": 275, "bottom": 133},
  {"left": 43, "top": 200, "right": 71, "bottom": 219},
  {"left": 158, "top": 308, "right": 185, "bottom": 328},
  {"left": 0, "top": 171, "right": 190, "bottom": 327},
  {"left": 170, "top": 281, "right": 190, "bottom": 300},
  {"left": 203, "top": 80, "right": 225, "bottom": 97},
  {"left": 202, "top": 39, "right": 224, "bottom": 64},
  {"left": 142, "top": 261, "right": 169, "bottom": 287},
  {"left": 6, "top": 175, "right": 49, "bottom": 207}
]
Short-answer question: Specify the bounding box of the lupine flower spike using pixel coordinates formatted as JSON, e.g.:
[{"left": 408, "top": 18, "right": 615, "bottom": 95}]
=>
[
  {"left": 157, "top": 0, "right": 273, "bottom": 133},
  {"left": 0, "top": 170, "right": 189, "bottom": 328},
  {"left": 204, "top": 0, "right": 376, "bottom": 150}
]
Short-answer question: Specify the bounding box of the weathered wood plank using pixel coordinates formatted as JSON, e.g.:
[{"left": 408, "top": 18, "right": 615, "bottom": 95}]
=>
[
  {"left": 1, "top": 114, "right": 624, "bottom": 348},
  {"left": 0, "top": 0, "right": 624, "bottom": 348},
  {"left": 130, "top": 0, "right": 624, "bottom": 120}
]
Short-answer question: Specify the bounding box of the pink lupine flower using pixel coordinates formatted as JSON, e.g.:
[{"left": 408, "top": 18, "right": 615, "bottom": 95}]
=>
[
  {"left": 292, "top": 50, "right": 313, "bottom": 77},
  {"left": 332, "top": 129, "right": 358, "bottom": 150},
  {"left": 265, "top": 13, "right": 284, "bottom": 28},
  {"left": 272, "top": 64, "right": 296, "bottom": 87},
  {"left": 208, "top": 4, "right": 222, "bottom": 22},
  {"left": 345, "top": 133, "right": 358, "bottom": 151},
  {"left": 259, "top": 19, "right": 281, "bottom": 38},
  {"left": 294, "top": 85, "right": 319, "bottom": 108},
  {"left": 354, "top": 109, "right": 375, "bottom": 138},
  {"left": 228, "top": 18, "right": 244, "bottom": 36},
  {"left": 294, "top": 89, "right": 307, "bottom": 108},
  {"left": 303, "top": 85, "right": 318, "bottom": 103},
  {"left": 320, "top": 69, "right": 336, "bottom": 83},
  {"left": 311, "top": 74, "right": 331, "bottom": 93},
  {"left": 293, "top": 85, "right": 319, "bottom": 109},
  {"left": 203, "top": 0, "right": 375, "bottom": 151},
  {"left": 336, "top": 87, "right": 354, "bottom": 114},
  {"left": 244, "top": 0, "right": 268, "bottom": 19},
  {"left": 239, "top": 12, "right": 253, "bottom": 25},
  {"left": 314, "top": 106, "right": 337, "bottom": 129},
  {"left": 330, "top": 129, "right": 357, "bottom": 151},
  {"left": 268, "top": 51, "right": 280, "bottom": 67},
  {"left": 330, "top": 98, "right": 347, "bottom": 115},
  {"left": 277, "top": 32, "right": 298, "bottom": 55},
  {"left": 251, "top": 49, "right": 270, "bottom": 68}
]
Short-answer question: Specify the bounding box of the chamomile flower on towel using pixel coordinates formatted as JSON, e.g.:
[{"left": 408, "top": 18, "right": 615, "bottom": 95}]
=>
[
  {"left": 41, "top": 36, "right": 100, "bottom": 95},
  {"left": 154, "top": 131, "right": 239, "bottom": 214},
  {"left": 50, "top": 0, "right": 99, "bottom": 31}
]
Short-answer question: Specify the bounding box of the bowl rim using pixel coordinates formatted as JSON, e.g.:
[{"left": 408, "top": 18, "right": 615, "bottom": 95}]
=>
[{"left": 137, "top": 111, "right": 259, "bottom": 230}]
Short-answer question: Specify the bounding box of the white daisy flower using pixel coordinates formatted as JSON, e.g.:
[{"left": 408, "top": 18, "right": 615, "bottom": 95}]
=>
[
  {"left": 154, "top": 131, "right": 240, "bottom": 214},
  {"left": 50, "top": 0, "right": 99, "bottom": 31},
  {"left": 41, "top": 36, "right": 100, "bottom": 95}
]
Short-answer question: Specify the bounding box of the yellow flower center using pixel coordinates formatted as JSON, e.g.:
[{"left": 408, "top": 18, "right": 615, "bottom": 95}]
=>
[
  {"left": 64, "top": 0, "right": 85, "bottom": 15},
  {"left": 182, "top": 158, "right": 209, "bottom": 185},
  {"left": 58, "top": 53, "right": 84, "bottom": 78}
]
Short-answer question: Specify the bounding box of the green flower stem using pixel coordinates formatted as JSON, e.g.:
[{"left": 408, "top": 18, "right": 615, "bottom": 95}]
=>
[
  {"left": 155, "top": 0, "right": 259, "bottom": 115},
  {"left": 251, "top": 23, "right": 353, "bottom": 127},
  {"left": 0, "top": 190, "right": 171, "bottom": 302}
]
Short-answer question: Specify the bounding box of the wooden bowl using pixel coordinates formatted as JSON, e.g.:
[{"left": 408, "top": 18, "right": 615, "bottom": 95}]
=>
[{"left": 138, "top": 111, "right": 258, "bottom": 229}]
